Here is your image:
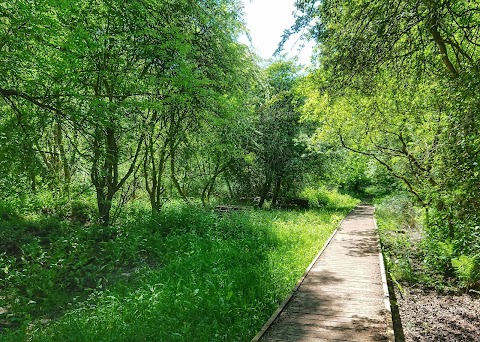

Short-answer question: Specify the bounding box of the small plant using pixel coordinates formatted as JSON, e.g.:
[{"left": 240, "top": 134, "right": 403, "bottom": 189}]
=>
[
  {"left": 300, "top": 186, "right": 359, "bottom": 209},
  {"left": 451, "top": 254, "right": 480, "bottom": 289}
]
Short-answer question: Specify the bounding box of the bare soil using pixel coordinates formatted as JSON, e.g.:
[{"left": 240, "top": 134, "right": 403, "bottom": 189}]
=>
[{"left": 393, "top": 286, "right": 480, "bottom": 342}]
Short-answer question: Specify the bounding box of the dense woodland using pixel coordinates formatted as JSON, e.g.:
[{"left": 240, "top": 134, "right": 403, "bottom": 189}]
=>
[{"left": 1, "top": 0, "right": 479, "bottom": 340}]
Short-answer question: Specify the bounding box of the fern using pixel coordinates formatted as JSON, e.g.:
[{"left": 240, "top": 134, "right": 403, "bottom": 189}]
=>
[{"left": 451, "top": 254, "right": 480, "bottom": 288}]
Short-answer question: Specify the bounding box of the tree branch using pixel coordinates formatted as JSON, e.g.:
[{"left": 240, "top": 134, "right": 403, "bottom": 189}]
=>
[{"left": 339, "top": 133, "right": 426, "bottom": 205}]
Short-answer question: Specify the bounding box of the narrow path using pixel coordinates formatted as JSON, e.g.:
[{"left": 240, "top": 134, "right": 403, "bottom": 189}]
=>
[{"left": 253, "top": 204, "right": 394, "bottom": 342}]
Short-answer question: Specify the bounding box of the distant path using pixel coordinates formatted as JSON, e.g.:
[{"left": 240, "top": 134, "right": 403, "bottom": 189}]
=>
[{"left": 253, "top": 204, "right": 394, "bottom": 342}]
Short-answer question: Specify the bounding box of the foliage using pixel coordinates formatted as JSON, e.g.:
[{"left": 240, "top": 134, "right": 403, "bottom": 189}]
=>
[
  {"left": 451, "top": 255, "right": 480, "bottom": 289},
  {"left": 376, "top": 194, "right": 480, "bottom": 290},
  {"left": 300, "top": 186, "right": 360, "bottom": 210},
  {"left": 0, "top": 193, "right": 356, "bottom": 340},
  {"left": 0, "top": 0, "right": 253, "bottom": 224},
  {"left": 289, "top": 0, "right": 480, "bottom": 288},
  {"left": 289, "top": 0, "right": 480, "bottom": 80},
  {"left": 375, "top": 195, "right": 419, "bottom": 284},
  {"left": 1, "top": 2, "right": 479, "bottom": 337},
  {"left": 231, "top": 60, "right": 306, "bottom": 206}
]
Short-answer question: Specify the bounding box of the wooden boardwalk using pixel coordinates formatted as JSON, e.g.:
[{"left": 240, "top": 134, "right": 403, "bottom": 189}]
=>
[{"left": 253, "top": 204, "right": 394, "bottom": 342}]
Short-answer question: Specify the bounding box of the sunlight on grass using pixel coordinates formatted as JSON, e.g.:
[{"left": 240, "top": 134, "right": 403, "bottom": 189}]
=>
[{"left": 2, "top": 195, "right": 358, "bottom": 342}]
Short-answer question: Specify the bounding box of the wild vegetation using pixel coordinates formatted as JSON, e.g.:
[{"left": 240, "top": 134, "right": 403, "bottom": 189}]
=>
[
  {"left": 1, "top": 0, "right": 479, "bottom": 340},
  {"left": 1, "top": 190, "right": 357, "bottom": 340},
  {"left": 289, "top": 0, "right": 480, "bottom": 290}
]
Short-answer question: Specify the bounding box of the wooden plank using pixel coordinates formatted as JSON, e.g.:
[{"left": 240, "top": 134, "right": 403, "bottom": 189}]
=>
[
  {"left": 251, "top": 207, "right": 356, "bottom": 342},
  {"left": 252, "top": 204, "right": 394, "bottom": 342},
  {"left": 280, "top": 309, "right": 386, "bottom": 324},
  {"left": 374, "top": 216, "right": 395, "bottom": 342},
  {"left": 272, "top": 312, "right": 386, "bottom": 329},
  {"left": 250, "top": 227, "right": 340, "bottom": 342},
  {"left": 262, "top": 324, "right": 388, "bottom": 341}
]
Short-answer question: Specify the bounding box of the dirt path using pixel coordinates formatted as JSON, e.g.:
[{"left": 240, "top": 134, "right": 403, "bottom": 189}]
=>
[{"left": 253, "top": 204, "right": 394, "bottom": 341}]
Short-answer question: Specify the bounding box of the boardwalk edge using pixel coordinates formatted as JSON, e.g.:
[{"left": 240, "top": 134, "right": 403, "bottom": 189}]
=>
[
  {"left": 374, "top": 214, "right": 396, "bottom": 342},
  {"left": 251, "top": 207, "right": 355, "bottom": 342}
]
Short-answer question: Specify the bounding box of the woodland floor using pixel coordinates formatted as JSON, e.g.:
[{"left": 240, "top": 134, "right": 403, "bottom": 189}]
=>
[{"left": 394, "top": 286, "right": 480, "bottom": 342}]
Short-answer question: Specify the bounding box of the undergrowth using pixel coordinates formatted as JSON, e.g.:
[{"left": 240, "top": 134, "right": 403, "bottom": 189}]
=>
[
  {"left": 1, "top": 192, "right": 358, "bottom": 341},
  {"left": 375, "top": 194, "right": 480, "bottom": 291}
]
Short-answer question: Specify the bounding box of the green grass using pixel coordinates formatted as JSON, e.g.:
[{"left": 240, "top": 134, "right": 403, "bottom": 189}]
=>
[{"left": 1, "top": 193, "right": 358, "bottom": 341}]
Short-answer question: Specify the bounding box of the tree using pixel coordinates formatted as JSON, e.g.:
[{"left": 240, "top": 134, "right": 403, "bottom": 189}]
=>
[
  {"left": 250, "top": 60, "right": 306, "bottom": 207},
  {"left": 139, "top": 0, "right": 254, "bottom": 210},
  {"left": 291, "top": 0, "right": 480, "bottom": 273},
  {"left": 288, "top": 0, "right": 480, "bottom": 80},
  {"left": 0, "top": 0, "right": 254, "bottom": 224}
]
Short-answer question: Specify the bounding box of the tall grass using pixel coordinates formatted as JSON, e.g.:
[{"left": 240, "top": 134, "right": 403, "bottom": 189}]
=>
[{"left": 1, "top": 193, "right": 358, "bottom": 341}]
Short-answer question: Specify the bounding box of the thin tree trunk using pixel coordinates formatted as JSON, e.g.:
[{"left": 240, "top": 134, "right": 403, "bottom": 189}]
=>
[
  {"left": 54, "top": 122, "right": 71, "bottom": 187},
  {"left": 201, "top": 161, "right": 232, "bottom": 207},
  {"left": 170, "top": 141, "right": 188, "bottom": 202},
  {"left": 430, "top": 24, "right": 459, "bottom": 77},
  {"left": 259, "top": 175, "right": 271, "bottom": 208},
  {"left": 271, "top": 175, "right": 282, "bottom": 206},
  {"left": 224, "top": 173, "right": 234, "bottom": 198}
]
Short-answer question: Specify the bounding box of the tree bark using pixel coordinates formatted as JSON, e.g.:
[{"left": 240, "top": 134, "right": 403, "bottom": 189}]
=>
[
  {"left": 224, "top": 173, "right": 234, "bottom": 198},
  {"left": 54, "top": 121, "right": 71, "bottom": 187},
  {"left": 201, "top": 160, "right": 233, "bottom": 207},
  {"left": 271, "top": 175, "right": 282, "bottom": 206},
  {"left": 170, "top": 139, "right": 188, "bottom": 202},
  {"left": 258, "top": 175, "right": 272, "bottom": 208},
  {"left": 429, "top": 24, "right": 459, "bottom": 77}
]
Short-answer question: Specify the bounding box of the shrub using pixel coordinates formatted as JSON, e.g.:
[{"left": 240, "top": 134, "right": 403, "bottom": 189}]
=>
[
  {"left": 300, "top": 186, "right": 359, "bottom": 210},
  {"left": 451, "top": 254, "right": 480, "bottom": 288}
]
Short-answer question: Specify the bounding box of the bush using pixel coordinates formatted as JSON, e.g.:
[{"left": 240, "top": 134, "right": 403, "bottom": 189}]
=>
[
  {"left": 69, "top": 200, "right": 95, "bottom": 224},
  {"left": 300, "top": 187, "right": 329, "bottom": 207},
  {"left": 375, "top": 195, "right": 419, "bottom": 283},
  {"left": 300, "top": 186, "right": 359, "bottom": 210},
  {"left": 377, "top": 194, "right": 480, "bottom": 289}
]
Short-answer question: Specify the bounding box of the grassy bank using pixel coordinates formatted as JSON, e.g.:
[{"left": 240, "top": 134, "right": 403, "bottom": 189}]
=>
[{"left": 1, "top": 192, "right": 358, "bottom": 341}]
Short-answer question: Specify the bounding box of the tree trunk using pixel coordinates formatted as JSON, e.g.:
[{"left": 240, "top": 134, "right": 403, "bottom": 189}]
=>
[
  {"left": 201, "top": 161, "right": 232, "bottom": 207},
  {"left": 201, "top": 181, "right": 210, "bottom": 207},
  {"left": 429, "top": 24, "right": 459, "bottom": 77},
  {"left": 271, "top": 175, "right": 282, "bottom": 206},
  {"left": 91, "top": 123, "right": 144, "bottom": 226},
  {"left": 144, "top": 135, "right": 168, "bottom": 212},
  {"left": 170, "top": 140, "right": 188, "bottom": 202},
  {"left": 54, "top": 121, "right": 71, "bottom": 188},
  {"left": 29, "top": 170, "right": 37, "bottom": 193},
  {"left": 259, "top": 175, "right": 272, "bottom": 208},
  {"left": 206, "top": 177, "right": 216, "bottom": 202},
  {"left": 224, "top": 173, "right": 234, "bottom": 198},
  {"left": 96, "top": 188, "right": 112, "bottom": 226},
  {"left": 153, "top": 147, "right": 168, "bottom": 210}
]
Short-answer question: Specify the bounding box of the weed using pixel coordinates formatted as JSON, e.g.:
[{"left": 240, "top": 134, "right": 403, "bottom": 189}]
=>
[{"left": 1, "top": 193, "right": 357, "bottom": 341}]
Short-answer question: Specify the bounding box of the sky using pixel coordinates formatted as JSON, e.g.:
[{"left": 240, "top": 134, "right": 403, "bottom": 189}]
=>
[{"left": 241, "top": 0, "right": 314, "bottom": 65}]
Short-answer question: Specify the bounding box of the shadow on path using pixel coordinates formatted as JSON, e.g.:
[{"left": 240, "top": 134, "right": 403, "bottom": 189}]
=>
[{"left": 256, "top": 204, "right": 391, "bottom": 342}]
